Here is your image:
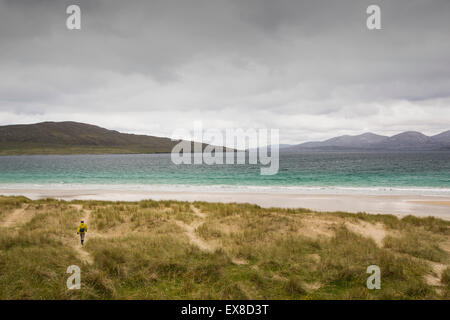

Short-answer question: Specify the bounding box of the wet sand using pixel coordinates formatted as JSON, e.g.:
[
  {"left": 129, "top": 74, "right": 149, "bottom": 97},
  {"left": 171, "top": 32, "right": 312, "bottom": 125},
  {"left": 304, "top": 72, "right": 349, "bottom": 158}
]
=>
[{"left": 1, "top": 187, "right": 449, "bottom": 220}]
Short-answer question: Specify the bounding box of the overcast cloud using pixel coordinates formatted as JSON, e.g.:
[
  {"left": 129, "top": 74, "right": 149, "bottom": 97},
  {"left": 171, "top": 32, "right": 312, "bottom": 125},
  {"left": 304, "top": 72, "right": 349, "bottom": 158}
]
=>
[{"left": 0, "top": 0, "right": 449, "bottom": 144}]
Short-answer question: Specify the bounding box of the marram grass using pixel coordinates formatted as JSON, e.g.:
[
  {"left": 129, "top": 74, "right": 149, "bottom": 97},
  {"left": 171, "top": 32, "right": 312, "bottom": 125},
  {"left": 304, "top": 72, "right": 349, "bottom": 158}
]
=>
[{"left": 0, "top": 196, "right": 449, "bottom": 299}]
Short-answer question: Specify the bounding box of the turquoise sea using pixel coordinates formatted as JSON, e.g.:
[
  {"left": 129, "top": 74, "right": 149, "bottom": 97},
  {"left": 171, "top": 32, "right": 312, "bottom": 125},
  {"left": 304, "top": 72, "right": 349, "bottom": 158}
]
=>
[{"left": 0, "top": 152, "right": 449, "bottom": 195}]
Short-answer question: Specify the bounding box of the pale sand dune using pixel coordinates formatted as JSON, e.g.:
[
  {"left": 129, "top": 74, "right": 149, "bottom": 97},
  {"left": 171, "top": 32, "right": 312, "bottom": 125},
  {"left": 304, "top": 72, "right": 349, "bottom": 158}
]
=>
[
  {"left": 344, "top": 221, "right": 388, "bottom": 247},
  {"left": 1, "top": 188, "right": 450, "bottom": 220}
]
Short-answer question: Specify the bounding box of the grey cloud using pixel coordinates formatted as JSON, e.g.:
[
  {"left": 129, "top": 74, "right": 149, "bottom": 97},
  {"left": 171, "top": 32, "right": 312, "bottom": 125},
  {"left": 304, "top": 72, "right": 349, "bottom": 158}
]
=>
[{"left": 0, "top": 0, "right": 449, "bottom": 143}]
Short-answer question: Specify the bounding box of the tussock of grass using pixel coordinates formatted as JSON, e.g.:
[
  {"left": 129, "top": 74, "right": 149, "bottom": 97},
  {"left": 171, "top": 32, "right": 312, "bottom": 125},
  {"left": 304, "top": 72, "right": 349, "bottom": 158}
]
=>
[
  {"left": 441, "top": 267, "right": 450, "bottom": 287},
  {"left": 384, "top": 232, "right": 447, "bottom": 263},
  {"left": 284, "top": 277, "right": 307, "bottom": 296},
  {"left": 401, "top": 215, "right": 450, "bottom": 234},
  {"left": 196, "top": 223, "right": 224, "bottom": 240}
]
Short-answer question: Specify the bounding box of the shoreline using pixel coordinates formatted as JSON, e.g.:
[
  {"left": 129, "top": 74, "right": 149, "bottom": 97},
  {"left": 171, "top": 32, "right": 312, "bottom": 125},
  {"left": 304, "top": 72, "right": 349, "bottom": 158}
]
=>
[{"left": 1, "top": 186, "right": 450, "bottom": 220}]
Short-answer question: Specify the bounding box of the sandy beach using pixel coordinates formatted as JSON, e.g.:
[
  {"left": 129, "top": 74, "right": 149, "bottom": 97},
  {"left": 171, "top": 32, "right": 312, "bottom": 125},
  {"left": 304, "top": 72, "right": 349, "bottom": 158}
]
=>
[{"left": 1, "top": 187, "right": 449, "bottom": 220}]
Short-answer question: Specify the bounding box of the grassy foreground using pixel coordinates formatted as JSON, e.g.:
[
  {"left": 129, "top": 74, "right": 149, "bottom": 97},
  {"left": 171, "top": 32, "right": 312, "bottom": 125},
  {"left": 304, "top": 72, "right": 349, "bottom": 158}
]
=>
[{"left": 0, "top": 196, "right": 449, "bottom": 299}]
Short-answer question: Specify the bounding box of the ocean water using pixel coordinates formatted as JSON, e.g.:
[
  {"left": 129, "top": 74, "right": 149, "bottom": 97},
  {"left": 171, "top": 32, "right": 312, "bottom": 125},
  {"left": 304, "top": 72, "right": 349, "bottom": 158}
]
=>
[{"left": 0, "top": 152, "right": 449, "bottom": 195}]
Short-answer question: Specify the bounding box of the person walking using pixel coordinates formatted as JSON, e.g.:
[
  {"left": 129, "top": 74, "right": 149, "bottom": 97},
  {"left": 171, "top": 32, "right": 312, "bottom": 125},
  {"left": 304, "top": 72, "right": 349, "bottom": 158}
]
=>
[{"left": 77, "top": 220, "right": 88, "bottom": 246}]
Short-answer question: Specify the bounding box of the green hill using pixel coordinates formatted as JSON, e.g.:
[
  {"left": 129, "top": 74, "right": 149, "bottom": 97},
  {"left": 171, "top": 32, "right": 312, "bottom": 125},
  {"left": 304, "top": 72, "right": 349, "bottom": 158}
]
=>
[{"left": 0, "top": 121, "right": 208, "bottom": 155}]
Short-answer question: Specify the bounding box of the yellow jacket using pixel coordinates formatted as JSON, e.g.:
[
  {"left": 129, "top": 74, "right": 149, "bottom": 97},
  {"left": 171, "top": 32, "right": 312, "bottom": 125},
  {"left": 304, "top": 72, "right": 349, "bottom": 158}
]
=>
[{"left": 77, "top": 223, "right": 88, "bottom": 233}]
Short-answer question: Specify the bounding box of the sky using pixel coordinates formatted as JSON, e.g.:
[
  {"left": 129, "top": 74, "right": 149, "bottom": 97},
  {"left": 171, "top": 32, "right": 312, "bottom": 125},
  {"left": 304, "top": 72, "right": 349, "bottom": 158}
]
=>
[{"left": 0, "top": 0, "right": 449, "bottom": 144}]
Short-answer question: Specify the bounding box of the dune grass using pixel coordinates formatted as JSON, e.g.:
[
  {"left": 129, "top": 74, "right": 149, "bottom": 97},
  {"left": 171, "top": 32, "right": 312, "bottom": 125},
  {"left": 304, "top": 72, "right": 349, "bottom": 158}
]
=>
[{"left": 0, "top": 196, "right": 449, "bottom": 299}]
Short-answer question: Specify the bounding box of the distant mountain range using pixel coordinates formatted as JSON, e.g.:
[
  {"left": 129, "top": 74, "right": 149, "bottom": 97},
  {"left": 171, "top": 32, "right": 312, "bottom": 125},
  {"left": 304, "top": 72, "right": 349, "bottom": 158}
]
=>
[
  {"left": 282, "top": 130, "right": 450, "bottom": 152},
  {"left": 1, "top": 122, "right": 449, "bottom": 155},
  {"left": 0, "top": 121, "right": 211, "bottom": 155}
]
